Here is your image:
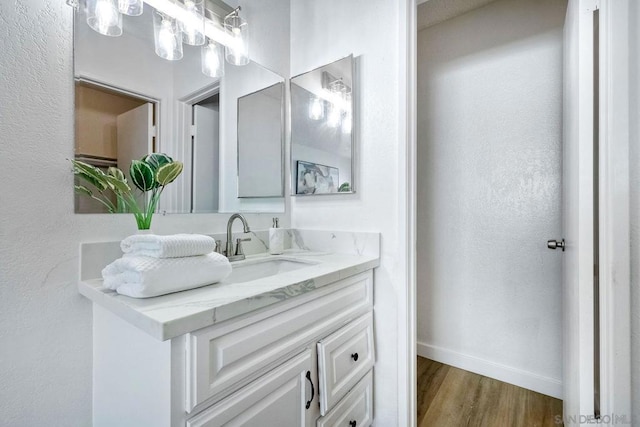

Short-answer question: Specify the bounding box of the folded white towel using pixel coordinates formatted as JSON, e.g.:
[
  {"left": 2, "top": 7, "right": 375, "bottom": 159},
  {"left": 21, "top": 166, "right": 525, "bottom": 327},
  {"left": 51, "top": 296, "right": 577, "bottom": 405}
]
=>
[
  {"left": 120, "top": 233, "right": 216, "bottom": 258},
  {"left": 102, "top": 252, "right": 231, "bottom": 298}
]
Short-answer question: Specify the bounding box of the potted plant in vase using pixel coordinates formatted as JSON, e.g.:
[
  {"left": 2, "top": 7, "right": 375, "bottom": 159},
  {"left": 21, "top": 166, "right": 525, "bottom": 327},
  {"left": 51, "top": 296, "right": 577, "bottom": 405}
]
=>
[{"left": 71, "top": 153, "right": 183, "bottom": 231}]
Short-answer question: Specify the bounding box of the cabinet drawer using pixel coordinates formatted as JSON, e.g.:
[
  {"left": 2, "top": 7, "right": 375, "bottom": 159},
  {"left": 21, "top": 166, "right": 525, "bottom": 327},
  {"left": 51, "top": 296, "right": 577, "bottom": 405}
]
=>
[
  {"left": 186, "top": 271, "right": 373, "bottom": 412},
  {"left": 317, "top": 312, "right": 374, "bottom": 415},
  {"left": 317, "top": 370, "right": 373, "bottom": 427}
]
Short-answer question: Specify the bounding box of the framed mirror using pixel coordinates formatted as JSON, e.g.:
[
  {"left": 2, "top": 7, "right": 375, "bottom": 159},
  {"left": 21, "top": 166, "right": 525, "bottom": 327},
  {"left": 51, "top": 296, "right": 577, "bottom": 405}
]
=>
[
  {"left": 73, "top": 0, "right": 286, "bottom": 214},
  {"left": 290, "top": 55, "right": 355, "bottom": 196}
]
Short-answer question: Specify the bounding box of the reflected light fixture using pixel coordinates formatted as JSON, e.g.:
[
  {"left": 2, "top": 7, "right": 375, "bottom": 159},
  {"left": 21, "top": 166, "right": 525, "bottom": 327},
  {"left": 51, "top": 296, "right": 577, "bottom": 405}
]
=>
[
  {"left": 309, "top": 97, "right": 324, "bottom": 121},
  {"left": 86, "top": 0, "right": 123, "bottom": 36},
  {"left": 153, "top": 11, "right": 183, "bottom": 60},
  {"left": 118, "top": 0, "right": 143, "bottom": 16},
  {"left": 201, "top": 39, "right": 224, "bottom": 78},
  {"left": 74, "top": 0, "right": 249, "bottom": 74},
  {"left": 224, "top": 7, "right": 249, "bottom": 66}
]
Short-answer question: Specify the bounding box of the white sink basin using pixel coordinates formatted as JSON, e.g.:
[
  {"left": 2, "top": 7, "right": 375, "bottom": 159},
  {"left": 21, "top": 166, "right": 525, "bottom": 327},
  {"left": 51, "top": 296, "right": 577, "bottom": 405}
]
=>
[{"left": 224, "top": 257, "right": 319, "bottom": 284}]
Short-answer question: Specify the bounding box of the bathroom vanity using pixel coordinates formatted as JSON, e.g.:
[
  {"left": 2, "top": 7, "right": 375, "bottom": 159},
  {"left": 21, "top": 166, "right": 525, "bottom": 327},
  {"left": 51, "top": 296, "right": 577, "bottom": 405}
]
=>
[{"left": 79, "top": 230, "right": 379, "bottom": 427}]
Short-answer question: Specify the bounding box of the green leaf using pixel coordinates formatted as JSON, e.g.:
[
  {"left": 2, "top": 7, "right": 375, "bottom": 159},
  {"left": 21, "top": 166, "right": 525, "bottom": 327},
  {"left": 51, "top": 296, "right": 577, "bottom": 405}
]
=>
[
  {"left": 130, "top": 160, "right": 156, "bottom": 192},
  {"left": 338, "top": 182, "right": 351, "bottom": 192},
  {"left": 107, "top": 167, "right": 126, "bottom": 183},
  {"left": 143, "top": 153, "right": 173, "bottom": 172},
  {"left": 74, "top": 184, "right": 93, "bottom": 197},
  {"left": 71, "top": 160, "right": 108, "bottom": 191},
  {"left": 103, "top": 175, "right": 132, "bottom": 194},
  {"left": 156, "top": 161, "right": 184, "bottom": 186}
]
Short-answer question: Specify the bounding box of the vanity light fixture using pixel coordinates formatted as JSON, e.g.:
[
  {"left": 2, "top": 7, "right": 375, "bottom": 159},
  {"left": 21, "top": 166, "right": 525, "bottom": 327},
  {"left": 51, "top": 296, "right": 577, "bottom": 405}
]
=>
[
  {"left": 223, "top": 7, "right": 249, "bottom": 66},
  {"left": 201, "top": 39, "right": 224, "bottom": 78},
  {"left": 153, "top": 11, "right": 183, "bottom": 60},
  {"left": 86, "top": 0, "right": 123, "bottom": 37},
  {"left": 118, "top": 0, "right": 143, "bottom": 16},
  {"left": 73, "top": 0, "right": 249, "bottom": 72}
]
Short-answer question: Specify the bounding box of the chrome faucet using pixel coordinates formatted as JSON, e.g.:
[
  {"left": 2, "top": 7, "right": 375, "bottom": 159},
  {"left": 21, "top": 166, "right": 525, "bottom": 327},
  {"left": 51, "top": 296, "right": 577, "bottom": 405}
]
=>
[{"left": 225, "top": 213, "right": 251, "bottom": 261}]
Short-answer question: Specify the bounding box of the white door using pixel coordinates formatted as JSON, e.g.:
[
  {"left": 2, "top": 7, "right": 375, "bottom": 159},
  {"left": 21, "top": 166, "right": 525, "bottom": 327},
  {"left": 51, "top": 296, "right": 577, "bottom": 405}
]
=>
[
  {"left": 185, "top": 350, "right": 316, "bottom": 427},
  {"left": 192, "top": 103, "right": 219, "bottom": 212},
  {"left": 117, "top": 103, "right": 154, "bottom": 206},
  {"left": 562, "top": 0, "right": 597, "bottom": 422}
]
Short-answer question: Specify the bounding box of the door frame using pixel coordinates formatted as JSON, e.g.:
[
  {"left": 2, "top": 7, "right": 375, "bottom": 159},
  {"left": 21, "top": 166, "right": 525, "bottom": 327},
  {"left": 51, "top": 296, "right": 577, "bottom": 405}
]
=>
[
  {"left": 403, "top": 0, "right": 632, "bottom": 425},
  {"left": 595, "top": 0, "right": 631, "bottom": 420}
]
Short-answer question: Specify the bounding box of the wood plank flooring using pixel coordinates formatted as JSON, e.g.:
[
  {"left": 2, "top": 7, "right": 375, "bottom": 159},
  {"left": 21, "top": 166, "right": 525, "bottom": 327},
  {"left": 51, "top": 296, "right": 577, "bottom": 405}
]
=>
[{"left": 417, "top": 357, "right": 563, "bottom": 427}]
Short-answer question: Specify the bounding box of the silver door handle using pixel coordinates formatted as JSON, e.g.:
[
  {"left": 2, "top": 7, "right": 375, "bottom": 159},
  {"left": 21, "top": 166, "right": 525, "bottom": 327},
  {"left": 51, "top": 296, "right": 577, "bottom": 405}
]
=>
[{"left": 547, "top": 239, "right": 565, "bottom": 251}]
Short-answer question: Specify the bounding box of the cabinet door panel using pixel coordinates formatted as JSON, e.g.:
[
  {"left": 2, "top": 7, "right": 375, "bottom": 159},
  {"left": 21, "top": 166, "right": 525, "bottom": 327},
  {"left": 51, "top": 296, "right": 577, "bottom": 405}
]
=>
[
  {"left": 317, "top": 312, "right": 374, "bottom": 415},
  {"left": 186, "top": 350, "right": 313, "bottom": 427}
]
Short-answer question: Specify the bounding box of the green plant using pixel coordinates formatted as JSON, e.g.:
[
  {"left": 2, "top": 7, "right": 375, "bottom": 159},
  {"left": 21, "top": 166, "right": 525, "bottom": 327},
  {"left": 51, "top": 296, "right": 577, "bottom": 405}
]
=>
[
  {"left": 72, "top": 153, "right": 183, "bottom": 230},
  {"left": 338, "top": 182, "right": 351, "bottom": 192}
]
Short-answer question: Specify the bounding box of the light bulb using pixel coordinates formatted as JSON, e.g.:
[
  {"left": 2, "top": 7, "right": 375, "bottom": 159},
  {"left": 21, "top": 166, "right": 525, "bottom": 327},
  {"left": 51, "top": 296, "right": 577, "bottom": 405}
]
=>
[{"left": 309, "top": 98, "right": 324, "bottom": 121}]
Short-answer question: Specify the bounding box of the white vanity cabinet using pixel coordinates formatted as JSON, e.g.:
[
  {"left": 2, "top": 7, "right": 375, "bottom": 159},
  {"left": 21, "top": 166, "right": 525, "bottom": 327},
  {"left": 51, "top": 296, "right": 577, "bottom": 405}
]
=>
[{"left": 92, "top": 270, "right": 375, "bottom": 427}]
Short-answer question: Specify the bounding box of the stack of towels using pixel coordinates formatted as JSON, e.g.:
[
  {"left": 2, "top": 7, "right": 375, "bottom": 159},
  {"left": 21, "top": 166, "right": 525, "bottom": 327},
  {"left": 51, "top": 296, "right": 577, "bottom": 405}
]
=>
[{"left": 102, "top": 234, "right": 232, "bottom": 298}]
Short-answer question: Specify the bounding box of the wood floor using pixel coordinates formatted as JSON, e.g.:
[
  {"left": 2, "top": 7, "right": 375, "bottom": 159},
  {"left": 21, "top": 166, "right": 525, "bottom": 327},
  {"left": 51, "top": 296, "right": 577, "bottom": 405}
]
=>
[{"left": 417, "top": 357, "right": 563, "bottom": 427}]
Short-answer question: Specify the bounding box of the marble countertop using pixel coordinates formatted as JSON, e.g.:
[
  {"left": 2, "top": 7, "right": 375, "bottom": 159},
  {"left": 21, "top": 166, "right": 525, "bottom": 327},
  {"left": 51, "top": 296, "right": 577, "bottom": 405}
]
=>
[{"left": 78, "top": 251, "right": 379, "bottom": 341}]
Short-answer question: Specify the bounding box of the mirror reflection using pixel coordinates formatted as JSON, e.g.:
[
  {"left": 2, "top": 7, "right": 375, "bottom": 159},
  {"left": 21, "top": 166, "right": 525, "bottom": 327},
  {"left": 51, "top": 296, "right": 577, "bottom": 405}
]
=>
[
  {"left": 73, "top": 1, "right": 285, "bottom": 214},
  {"left": 290, "top": 55, "right": 355, "bottom": 196}
]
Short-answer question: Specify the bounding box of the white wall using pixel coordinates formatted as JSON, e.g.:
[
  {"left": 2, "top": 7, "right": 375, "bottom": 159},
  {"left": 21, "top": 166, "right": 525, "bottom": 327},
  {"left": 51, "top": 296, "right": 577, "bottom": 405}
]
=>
[
  {"left": 416, "top": 0, "right": 566, "bottom": 397},
  {"left": 290, "top": 0, "right": 407, "bottom": 424},
  {"left": 629, "top": 0, "right": 640, "bottom": 421},
  {"left": 0, "top": 0, "right": 289, "bottom": 425}
]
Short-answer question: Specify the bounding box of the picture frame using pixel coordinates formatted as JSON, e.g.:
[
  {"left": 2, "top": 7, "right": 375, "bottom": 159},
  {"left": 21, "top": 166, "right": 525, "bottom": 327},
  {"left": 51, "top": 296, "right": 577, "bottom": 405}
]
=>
[{"left": 296, "top": 160, "right": 340, "bottom": 195}]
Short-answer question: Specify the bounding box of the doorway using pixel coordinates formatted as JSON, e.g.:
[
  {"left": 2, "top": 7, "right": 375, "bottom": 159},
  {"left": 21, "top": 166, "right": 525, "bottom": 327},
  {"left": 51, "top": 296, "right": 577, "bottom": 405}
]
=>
[
  {"left": 74, "top": 80, "right": 157, "bottom": 213},
  {"left": 415, "top": 0, "right": 567, "bottom": 423}
]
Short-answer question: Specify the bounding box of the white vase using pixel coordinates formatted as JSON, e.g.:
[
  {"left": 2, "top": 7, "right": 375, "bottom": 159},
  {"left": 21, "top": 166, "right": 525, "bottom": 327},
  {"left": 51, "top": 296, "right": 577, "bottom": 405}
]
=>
[{"left": 136, "top": 229, "right": 154, "bottom": 235}]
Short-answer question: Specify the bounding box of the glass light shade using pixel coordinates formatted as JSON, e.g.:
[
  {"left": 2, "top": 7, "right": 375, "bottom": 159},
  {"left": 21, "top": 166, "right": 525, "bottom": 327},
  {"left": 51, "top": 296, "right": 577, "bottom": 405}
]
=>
[
  {"left": 201, "top": 40, "right": 224, "bottom": 78},
  {"left": 327, "top": 104, "right": 342, "bottom": 128},
  {"left": 309, "top": 97, "right": 324, "bottom": 121},
  {"left": 224, "top": 14, "right": 249, "bottom": 66},
  {"left": 342, "top": 111, "right": 352, "bottom": 133},
  {"left": 153, "top": 12, "right": 183, "bottom": 61},
  {"left": 179, "top": 0, "right": 205, "bottom": 46},
  {"left": 86, "top": 0, "right": 122, "bottom": 37},
  {"left": 118, "top": 0, "right": 143, "bottom": 16}
]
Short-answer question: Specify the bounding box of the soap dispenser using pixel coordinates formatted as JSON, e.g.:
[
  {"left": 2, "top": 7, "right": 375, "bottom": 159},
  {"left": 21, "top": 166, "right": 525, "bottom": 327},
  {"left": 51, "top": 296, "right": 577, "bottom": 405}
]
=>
[{"left": 269, "top": 217, "right": 284, "bottom": 255}]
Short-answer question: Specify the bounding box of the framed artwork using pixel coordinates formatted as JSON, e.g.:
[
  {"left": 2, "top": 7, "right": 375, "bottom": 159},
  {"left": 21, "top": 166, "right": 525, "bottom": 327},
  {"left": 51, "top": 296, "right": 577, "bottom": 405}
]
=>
[{"left": 296, "top": 160, "right": 339, "bottom": 195}]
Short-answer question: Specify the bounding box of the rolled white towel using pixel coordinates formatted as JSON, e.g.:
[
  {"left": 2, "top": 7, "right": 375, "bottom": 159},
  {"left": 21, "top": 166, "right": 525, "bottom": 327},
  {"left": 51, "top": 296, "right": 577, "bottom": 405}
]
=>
[
  {"left": 120, "top": 233, "right": 216, "bottom": 258},
  {"left": 102, "top": 252, "right": 231, "bottom": 298}
]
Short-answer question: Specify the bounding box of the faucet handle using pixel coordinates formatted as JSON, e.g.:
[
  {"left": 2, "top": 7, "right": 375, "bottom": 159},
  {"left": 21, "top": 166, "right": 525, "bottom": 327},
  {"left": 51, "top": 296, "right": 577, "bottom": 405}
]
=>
[
  {"left": 235, "top": 237, "right": 251, "bottom": 256},
  {"left": 214, "top": 240, "right": 223, "bottom": 254}
]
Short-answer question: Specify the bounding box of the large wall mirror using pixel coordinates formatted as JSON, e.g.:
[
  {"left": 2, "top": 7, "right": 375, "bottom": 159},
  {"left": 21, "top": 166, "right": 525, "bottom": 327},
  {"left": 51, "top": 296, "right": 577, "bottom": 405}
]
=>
[
  {"left": 73, "top": 0, "right": 285, "bottom": 214},
  {"left": 290, "top": 55, "right": 355, "bottom": 196}
]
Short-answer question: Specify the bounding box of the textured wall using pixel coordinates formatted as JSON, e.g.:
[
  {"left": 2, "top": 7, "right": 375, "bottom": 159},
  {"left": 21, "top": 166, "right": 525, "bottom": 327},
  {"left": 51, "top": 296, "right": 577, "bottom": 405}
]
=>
[
  {"left": 0, "top": 0, "right": 289, "bottom": 425},
  {"left": 289, "top": 0, "right": 404, "bottom": 424},
  {"left": 630, "top": 0, "right": 640, "bottom": 420},
  {"left": 416, "top": 0, "right": 566, "bottom": 394}
]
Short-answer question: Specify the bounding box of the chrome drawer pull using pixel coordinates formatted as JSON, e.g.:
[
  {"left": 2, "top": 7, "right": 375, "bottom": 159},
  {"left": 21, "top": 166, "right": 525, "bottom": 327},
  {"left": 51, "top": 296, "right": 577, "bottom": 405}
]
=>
[{"left": 351, "top": 353, "right": 359, "bottom": 362}]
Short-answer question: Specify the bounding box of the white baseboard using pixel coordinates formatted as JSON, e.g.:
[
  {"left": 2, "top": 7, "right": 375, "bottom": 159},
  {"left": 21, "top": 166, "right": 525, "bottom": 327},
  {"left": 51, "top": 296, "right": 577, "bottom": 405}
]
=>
[{"left": 417, "top": 341, "right": 563, "bottom": 399}]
